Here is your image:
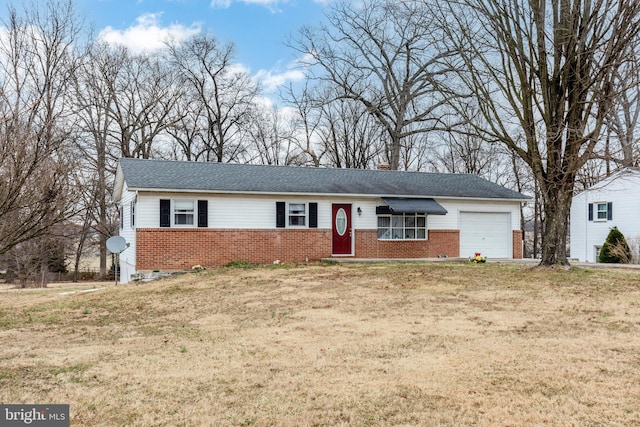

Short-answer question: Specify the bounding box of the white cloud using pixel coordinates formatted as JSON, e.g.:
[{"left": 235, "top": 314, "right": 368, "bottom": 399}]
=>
[
  {"left": 223, "top": 62, "right": 303, "bottom": 96},
  {"left": 295, "top": 52, "right": 317, "bottom": 67},
  {"left": 98, "top": 13, "right": 200, "bottom": 54},
  {"left": 227, "top": 62, "right": 252, "bottom": 76},
  {"left": 253, "top": 95, "right": 275, "bottom": 110},
  {"left": 252, "top": 53, "right": 312, "bottom": 93},
  {"left": 210, "top": 0, "right": 232, "bottom": 7},
  {"left": 210, "top": 0, "right": 289, "bottom": 13},
  {"left": 254, "top": 68, "right": 305, "bottom": 93}
]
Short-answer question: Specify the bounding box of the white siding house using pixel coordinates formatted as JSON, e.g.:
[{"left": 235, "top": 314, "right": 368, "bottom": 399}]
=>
[
  {"left": 114, "top": 158, "right": 529, "bottom": 283},
  {"left": 570, "top": 168, "right": 640, "bottom": 262}
]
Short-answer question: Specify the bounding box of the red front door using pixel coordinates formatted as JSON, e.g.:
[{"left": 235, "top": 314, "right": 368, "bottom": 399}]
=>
[{"left": 332, "top": 204, "right": 352, "bottom": 255}]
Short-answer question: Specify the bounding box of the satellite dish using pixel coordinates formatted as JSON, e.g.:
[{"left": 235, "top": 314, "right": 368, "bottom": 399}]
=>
[
  {"left": 107, "top": 236, "right": 129, "bottom": 286},
  {"left": 106, "top": 236, "right": 128, "bottom": 253}
]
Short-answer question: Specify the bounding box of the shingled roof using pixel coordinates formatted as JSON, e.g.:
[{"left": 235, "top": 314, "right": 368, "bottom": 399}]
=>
[{"left": 115, "top": 158, "right": 528, "bottom": 201}]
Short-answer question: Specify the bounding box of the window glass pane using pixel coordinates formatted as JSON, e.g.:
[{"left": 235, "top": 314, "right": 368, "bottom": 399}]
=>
[
  {"left": 287, "top": 203, "right": 306, "bottom": 226},
  {"left": 289, "top": 216, "right": 305, "bottom": 226},
  {"left": 405, "top": 229, "right": 416, "bottom": 239},
  {"left": 417, "top": 229, "right": 426, "bottom": 239},
  {"left": 289, "top": 203, "right": 305, "bottom": 215},
  {"left": 392, "top": 228, "right": 403, "bottom": 239},
  {"left": 175, "top": 214, "right": 194, "bottom": 225},
  {"left": 378, "top": 216, "right": 390, "bottom": 227},
  {"left": 404, "top": 215, "right": 415, "bottom": 227},
  {"left": 174, "top": 200, "right": 194, "bottom": 225},
  {"left": 392, "top": 216, "right": 403, "bottom": 228},
  {"left": 597, "top": 203, "right": 607, "bottom": 219},
  {"left": 335, "top": 208, "right": 347, "bottom": 235},
  {"left": 175, "top": 200, "right": 194, "bottom": 211},
  {"left": 417, "top": 216, "right": 426, "bottom": 227},
  {"left": 378, "top": 228, "right": 390, "bottom": 239}
]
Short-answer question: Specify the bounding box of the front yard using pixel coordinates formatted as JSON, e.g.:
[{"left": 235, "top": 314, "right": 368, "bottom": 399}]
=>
[{"left": 1, "top": 262, "right": 639, "bottom": 426}]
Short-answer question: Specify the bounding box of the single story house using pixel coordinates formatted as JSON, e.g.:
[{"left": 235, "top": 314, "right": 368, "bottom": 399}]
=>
[
  {"left": 114, "top": 158, "right": 529, "bottom": 283},
  {"left": 570, "top": 167, "right": 640, "bottom": 262}
]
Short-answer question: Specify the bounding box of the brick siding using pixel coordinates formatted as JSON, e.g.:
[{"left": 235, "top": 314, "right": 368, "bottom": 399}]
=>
[
  {"left": 137, "top": 227, "right": 521, "bottom": 271},
  {"left": 355, "top": 229, "right": 460, "bottom": 258},
  {"left": 137, "top": 228, "right": 331, "bottom": 270},
  {"left": 512, "top": 230, "right": 523, "bottom": 259}
]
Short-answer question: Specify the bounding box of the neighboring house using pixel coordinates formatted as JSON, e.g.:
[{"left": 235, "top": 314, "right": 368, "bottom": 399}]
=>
[
  {"left": 570, "top": 167, "right": 640, "bottom": 262},
  {"left": 114, "top": 158, "right": 529, "bottom": 283}
]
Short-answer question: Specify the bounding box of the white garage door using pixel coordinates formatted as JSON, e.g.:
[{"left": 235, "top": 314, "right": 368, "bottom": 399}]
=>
[{"left": 459, "top": 212, "right": 511, "bottom": 259}]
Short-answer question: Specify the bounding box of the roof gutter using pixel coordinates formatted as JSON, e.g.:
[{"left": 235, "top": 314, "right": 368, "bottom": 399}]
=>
[{"left": 123, "top": 186, "right": 531, "bottom": 202}]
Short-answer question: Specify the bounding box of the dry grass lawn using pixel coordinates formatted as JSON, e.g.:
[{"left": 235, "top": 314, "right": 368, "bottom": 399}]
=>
[{"left": 1, "top": 262, "right": 639, "bottom": 426}]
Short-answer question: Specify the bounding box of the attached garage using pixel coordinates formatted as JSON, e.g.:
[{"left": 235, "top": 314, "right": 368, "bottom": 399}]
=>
[{"left": 459, "top": 212, "right": 512, "bottom": 259}]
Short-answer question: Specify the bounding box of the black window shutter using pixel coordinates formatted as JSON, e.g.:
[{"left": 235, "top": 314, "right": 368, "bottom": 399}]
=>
[
  {"left": 607, "top": 202, "right": 613, "bottom": 221},
  {"left": 309, "top": 203, "right": 318, "bottom": 228},
  {"left": 160, "top": 199, "right": 171, "bottom": 227},
  {"left": 198, "top": 200, "right": 208, "bottom": 227},
  {"left": 276, "top": 202, "right": 286, "bottom": 228},
  {"left": 588, "top": 203, "right": 593, "bottom": 221}
]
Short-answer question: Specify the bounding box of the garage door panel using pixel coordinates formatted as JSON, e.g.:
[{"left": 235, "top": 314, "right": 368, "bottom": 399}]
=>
[{"left": 460, "top": 212, "right": 511, "bottom": 258}]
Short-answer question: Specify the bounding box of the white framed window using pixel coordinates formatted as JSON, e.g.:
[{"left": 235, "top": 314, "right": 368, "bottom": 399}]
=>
[
  {"left": 276, "top": 202, "right": 317, "bottom": 228},
  {"left": 160, "top": 199, "right": 207, "bottom": 228},
  {"left": 174, "top": 199, "right": 195, "bottom": 226},
  {"left": 596, "top": 202, "right": 608, "bottom": 221},
  {"left": 288, "top": 203, "right": 306, "bottom": 226},
  {"left": 377, "top": 213, "right": 427, "bottom": 240},
  {"left": 130, "top": 199, "right": 136, "bottom": 228}
]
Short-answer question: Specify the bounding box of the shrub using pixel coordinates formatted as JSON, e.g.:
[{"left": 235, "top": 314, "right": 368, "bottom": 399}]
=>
[
  {"left": 226, "top": 261, "right": 256, "bottom": 268},
  {"left": 599, "top": 227, "right": 631, "bottom": 263}
]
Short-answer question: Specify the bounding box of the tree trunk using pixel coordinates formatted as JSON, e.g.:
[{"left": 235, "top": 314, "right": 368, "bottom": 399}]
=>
[
  {"left": 539, "top": 181, "right": 574, "bottom": 266},
  {"left": 532, "top": 181, "right": 539, "bottom": 259},
  {"left": 389, "top": 132, "right": 401, "bottom": 170}
]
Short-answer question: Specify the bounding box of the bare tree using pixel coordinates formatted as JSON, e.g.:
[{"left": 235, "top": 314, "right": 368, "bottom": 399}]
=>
[
  {"left": 168, "top": 34, "right": 259, "bottom": 162},
  {"left": 73, "top": 42, "right": 183, "bottom": 276},
  {"left": 245, "top": 105, "right": 301, "bottom": 165},
  {"left": 292, "top": 0, "right": 455, "bottom": 170},
  {"left": 282, "top": 79, "right": 386, "bottom": 169},
  {"left": 69, "top": 176, "right": 99, "bottom": 281},
  {"left": 426, "top": 106, "right": 514, "bottom": 183},
  {"left": 73, "top": 42, "right": 119, "bottom": 279},
  {"left": 100, "top": 47, "right": 181, "bottom": 159},
  {"left": 166, "top": 96, "right": 209, "bottom": 161},
  {"left": 398, "top": 131, "right": 434, "bottom": 172},
  {"left": 438, "top": 0, "right": 640, "bottom": 265},
  {"left": 508, "top": 148, "right": 537, "bottom": 258},
  {"left": 280, "top": 80, "right": 326, "bottom": 167},
  {"left": 578, "top": 44, "right": 640, "bottom": 178},
  {"left": 603, "top": 45, "right": 640, "bottom": 168},
  {"left": 319, "top": 96, "right": 385, "bottom": 169},
  {"left": 0, "top": 0, "right": 80, "bottom": 258}
]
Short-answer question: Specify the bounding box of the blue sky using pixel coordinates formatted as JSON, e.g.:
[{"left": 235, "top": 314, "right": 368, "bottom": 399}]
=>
[{"left": 74, "top": 0, "right": 330, "bottom": 93}]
